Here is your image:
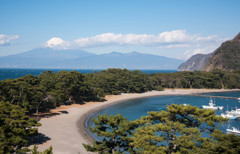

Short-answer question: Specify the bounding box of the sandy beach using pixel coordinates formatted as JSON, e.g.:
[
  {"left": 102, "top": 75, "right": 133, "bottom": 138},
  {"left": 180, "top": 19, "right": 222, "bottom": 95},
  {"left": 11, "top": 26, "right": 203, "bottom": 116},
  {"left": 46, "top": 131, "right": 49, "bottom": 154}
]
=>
[{"left": 34, "top": 89, "right": 240, "bottom": 154}]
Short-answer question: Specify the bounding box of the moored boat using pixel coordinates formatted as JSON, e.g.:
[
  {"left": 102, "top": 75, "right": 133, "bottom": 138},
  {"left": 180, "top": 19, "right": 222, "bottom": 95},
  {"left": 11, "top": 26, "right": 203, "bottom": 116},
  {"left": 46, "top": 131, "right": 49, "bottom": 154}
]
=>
[
  {"left": 221, "top": 113, "right": 237, "bottom": 120},
  {"left": 226, "top": 127, "right": 240, "bottom": 134},
  {"left": 226, "top": 107, "right": 240, "bottom": 117},
  {"left": 202, "top": 99, "right": 223, "bottom": 110}
]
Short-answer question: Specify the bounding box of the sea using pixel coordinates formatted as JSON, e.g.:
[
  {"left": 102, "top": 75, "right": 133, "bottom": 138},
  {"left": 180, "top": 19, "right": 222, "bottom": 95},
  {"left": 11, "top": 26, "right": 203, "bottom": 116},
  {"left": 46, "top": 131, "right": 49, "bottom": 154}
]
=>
[
  {"left": 0, "top": 68, "right": 177, "bottom": 81},
  {"left": 87, "top": 91, "right": 240, "bottom": 140}
]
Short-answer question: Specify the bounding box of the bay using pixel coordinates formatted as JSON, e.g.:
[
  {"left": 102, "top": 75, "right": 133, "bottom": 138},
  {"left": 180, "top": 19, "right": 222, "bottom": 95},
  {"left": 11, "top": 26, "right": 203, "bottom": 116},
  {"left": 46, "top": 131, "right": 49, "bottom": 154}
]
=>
[{"left": 88, "top": 92, "right": 240, "bottom": 140}]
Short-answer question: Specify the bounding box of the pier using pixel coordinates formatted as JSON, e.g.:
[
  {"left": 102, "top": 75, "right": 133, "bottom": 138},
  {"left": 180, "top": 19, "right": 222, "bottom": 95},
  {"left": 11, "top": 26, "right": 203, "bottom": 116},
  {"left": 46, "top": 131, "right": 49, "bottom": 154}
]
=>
[{"left": 190, "top": 94, "right": 240, "bottom": 100}]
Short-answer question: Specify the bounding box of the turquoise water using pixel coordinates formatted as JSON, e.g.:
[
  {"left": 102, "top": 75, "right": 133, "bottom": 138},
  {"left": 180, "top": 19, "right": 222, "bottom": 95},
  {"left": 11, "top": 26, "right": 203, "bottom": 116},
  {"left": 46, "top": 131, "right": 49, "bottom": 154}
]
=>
[
  {"left": 88, "top": 92, "right": 240, "bottom": 140},
  {"left": 0, "top": 68, "right": 177, "bottom": 81}
]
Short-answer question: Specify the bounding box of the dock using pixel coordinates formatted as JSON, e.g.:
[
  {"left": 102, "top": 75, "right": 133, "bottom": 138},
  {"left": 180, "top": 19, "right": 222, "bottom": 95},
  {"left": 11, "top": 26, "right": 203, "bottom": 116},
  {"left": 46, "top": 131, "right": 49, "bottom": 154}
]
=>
[{"left": 190, "top": 94, "right": 240, "bottom": 100}]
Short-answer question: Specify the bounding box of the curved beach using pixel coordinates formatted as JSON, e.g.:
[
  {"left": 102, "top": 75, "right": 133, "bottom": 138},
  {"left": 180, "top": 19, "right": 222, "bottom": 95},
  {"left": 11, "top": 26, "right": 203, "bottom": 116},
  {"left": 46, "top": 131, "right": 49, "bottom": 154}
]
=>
[{"left": 35, "top": 89, "right": 240, "bottom": 154}]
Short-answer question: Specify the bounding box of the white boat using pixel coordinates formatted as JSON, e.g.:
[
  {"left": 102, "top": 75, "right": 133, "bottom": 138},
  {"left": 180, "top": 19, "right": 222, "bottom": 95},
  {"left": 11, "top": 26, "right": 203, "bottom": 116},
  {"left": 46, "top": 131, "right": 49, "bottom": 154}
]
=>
[
  {"left": 221, "top": 113, "right": 237, "bottom": 120},
  {"left": 226, "top": 127, "right": 240, "bottom": 134},
  {"left": 226, "top": 107, "right": 240, "bottom": 117},
  {"left": 183, "top": 103, "right": 189, "bottom": 106},
  {"left": 202, "top": 99, "right": 223, "bottom": 110}
]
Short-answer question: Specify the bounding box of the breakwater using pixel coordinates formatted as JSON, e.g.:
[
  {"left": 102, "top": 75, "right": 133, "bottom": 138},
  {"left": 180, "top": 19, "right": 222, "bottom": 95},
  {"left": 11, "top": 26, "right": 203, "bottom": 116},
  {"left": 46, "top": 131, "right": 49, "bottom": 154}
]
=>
[{"left": 190, "top": 94, "right": 239, "bottom": 100}]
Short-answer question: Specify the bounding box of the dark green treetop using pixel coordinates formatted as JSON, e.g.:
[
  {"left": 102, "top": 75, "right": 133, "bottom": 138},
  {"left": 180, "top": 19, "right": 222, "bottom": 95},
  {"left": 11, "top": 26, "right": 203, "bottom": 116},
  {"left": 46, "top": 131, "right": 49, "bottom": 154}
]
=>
[
  {"left": 0, "top": 101, "right": 40, "bottom": 153},
  {"left": 131, "top": 104, "right": 228, "bottom": 153},
  {"left": 83, "top": 114, "right": 136, "bottom": 154},
  {"left": 31, "top": 145, "right": 53, "bottom": 154}
]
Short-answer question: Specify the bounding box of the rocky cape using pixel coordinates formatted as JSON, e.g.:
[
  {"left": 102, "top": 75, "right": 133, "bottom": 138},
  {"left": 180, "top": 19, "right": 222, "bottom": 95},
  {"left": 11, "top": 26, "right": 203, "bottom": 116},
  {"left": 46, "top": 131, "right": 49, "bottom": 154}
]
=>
[
  {"left": 0, "top": 49, "right": 183, "bottom": 70},
  {"left": 178, "top": 32, "right": 240, "bottom": 71}
]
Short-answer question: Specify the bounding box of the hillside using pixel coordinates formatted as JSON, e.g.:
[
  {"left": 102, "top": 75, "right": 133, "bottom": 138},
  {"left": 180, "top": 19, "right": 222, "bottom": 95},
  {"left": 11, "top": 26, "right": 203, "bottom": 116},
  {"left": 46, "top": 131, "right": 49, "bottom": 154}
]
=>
[
  {"left": 178, "top": 32, "right": 240, "bottom": 71},
  {"left": 178, "top": 53, "right": 211, "bottom": 71},
  {"left": 0, "top": 49, "right": 183, "bottom": 70},
  {"left": 204, "top": 33, "right": 240, "bottom": 71}
]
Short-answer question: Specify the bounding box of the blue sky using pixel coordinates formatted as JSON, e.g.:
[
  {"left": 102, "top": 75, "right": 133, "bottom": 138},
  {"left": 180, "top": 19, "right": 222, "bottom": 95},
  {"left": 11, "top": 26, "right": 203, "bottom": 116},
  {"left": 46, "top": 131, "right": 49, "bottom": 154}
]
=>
[{"left": 0, "top": 0, "right": 239, "bottom": 60}]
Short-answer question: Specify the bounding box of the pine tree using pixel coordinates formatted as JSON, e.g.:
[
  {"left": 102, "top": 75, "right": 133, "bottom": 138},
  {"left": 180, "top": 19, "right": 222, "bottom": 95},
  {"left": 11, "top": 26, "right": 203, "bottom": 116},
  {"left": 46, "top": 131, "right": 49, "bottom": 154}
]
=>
[
  {"left": 83, "top": 114, "right": 136, "bottom": 153},
  {"left": 31, "top": 145, "right": 53, "bottom": 154},
  {"left": 130, "top": 104, "right": 228, "bottom": 153},
  {"left": 0, "top": 101, "right": 40, "bottom": 153}
]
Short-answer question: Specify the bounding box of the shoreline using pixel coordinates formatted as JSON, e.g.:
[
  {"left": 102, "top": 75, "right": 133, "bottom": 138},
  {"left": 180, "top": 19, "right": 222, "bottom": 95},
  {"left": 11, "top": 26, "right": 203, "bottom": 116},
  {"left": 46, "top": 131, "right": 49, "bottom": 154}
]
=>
[{"left": 35, "top": 89, "right": 240, "bottom": 153}]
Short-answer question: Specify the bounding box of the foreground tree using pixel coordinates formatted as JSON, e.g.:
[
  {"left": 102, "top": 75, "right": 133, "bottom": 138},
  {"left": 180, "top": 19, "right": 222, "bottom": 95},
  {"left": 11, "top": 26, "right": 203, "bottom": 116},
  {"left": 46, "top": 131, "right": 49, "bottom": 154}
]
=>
[
  {"left": 83, "top": 114, "right": 136, "bottom": 153},
  {"left": 0, "top": 101, "right": 40, "bottom": 153},
  {"left": 131, "top": 104, "right": 228, "bottom": 153},
  {"left": 31, "top": 145, "right": 53, "bottom": 154},
  {"left": 84, "top": 104, "right": 240, "bottom": 153},
  {"left": 211, "top": 131, "right": 240, "bottom": 153}
]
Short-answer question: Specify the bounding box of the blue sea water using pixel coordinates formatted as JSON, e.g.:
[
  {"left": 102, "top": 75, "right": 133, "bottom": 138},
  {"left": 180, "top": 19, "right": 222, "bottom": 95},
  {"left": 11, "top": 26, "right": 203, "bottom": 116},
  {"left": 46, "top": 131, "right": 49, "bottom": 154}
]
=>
[
  {"left": 88, "top": 92, "right": 240, "bottom": 140},
  {"left": 0, "top": 68, "right": 177, "bottom": 81}
]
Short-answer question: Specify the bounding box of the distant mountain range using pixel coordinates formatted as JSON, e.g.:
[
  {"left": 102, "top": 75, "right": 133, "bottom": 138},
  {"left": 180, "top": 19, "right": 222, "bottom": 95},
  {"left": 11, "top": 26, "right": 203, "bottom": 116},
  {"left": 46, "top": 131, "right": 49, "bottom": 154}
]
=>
[
  {"left": 178, "top": 32, "right": 240, "bottom": 71},
  {"left": 0, "top": 48, "right": 184, "bottom": 70}
]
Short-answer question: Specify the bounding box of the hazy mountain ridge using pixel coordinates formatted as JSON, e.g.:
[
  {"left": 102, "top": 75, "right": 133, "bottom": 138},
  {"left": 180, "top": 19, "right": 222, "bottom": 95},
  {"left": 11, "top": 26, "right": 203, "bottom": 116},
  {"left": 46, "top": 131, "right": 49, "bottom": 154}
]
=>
[
  {"left": 0, "top": 48, "right": 96, "bottom": 68},
  {"left": 178, "top": 32, "right": 240, "bottom": 71},
  {"left": 0, "top": 48, "right": 183, "bottom": 69}
]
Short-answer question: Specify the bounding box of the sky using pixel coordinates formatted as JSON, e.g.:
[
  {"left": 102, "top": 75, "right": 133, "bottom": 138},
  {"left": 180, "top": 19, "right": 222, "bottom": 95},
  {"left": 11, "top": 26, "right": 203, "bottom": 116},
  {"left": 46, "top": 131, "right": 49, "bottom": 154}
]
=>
[{"left": 0, "top": 0, "right": 240, "bottom": 60}]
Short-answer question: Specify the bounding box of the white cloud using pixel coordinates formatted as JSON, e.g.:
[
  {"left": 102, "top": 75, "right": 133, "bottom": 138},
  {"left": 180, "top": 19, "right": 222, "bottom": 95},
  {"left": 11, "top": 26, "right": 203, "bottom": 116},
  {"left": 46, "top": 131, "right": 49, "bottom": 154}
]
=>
[
  {"left": 184, "top": 49, "right": 207, "bottom": 59},
  {"left": 46, "top": 37, "right": 64, "bottom": 47},
  {"left": 44, "top": 30, "right": 224, "bottom": 50},
  {"left": 0, "top": 34, "right": 19, "bottom": 46},
  {"left": 183, "top": 46, "right": 218, "bottom": 60},
  {"left": 44, "top": 37, "right": 70, "bottom": 49},
  {"left": 160, "top": 44, "right": 191, "bottom": 48}
]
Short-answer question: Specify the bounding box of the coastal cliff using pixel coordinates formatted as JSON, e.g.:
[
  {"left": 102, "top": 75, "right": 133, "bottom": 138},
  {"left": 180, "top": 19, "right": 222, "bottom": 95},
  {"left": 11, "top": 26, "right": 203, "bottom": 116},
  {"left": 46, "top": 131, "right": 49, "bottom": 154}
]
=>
[
  {"left": 178, "top": 32, "right": 240, "bottom": 71},
  {"left": 178, "top": 53, "right": 211, "bottom": 71},
  {"left": 204, "top": 32, "right": 240, "bottom": 71}
]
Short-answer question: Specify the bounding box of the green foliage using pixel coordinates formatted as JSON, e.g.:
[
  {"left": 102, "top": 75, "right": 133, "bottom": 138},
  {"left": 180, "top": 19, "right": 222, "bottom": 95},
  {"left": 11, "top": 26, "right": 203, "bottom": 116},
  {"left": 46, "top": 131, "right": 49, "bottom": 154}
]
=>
[
  {"left": 0, "top": 101, "right": 40, "bottom": 153},
  {"left": 212, "top": 132, "right": 240, "bottom": 153},
  {"left": 85, "top": 68, "right": 155, "bottom": 95},
  {"left": 31, "top": 145, "right": 53, "bottom": 154},
  {"left": 38, "top": 70, "right": 91, "bottom": 104},
  {"left": 131, "top": 104, "right": 227, "bottom": 153},
  {"left": 83, "top": 114, "right": 136, "bottom": 153},
  {"left": 0, "top": 71, "right": 96, "bottom": 115},
  {"left": 1, "top": 68, "right": 240, "bottom": 116},
  {"left": 84, "top": 105, "right": 240, "bottom": 154},
  {"left": 151, "top": 69, "right": 240, "bottom": 89}
]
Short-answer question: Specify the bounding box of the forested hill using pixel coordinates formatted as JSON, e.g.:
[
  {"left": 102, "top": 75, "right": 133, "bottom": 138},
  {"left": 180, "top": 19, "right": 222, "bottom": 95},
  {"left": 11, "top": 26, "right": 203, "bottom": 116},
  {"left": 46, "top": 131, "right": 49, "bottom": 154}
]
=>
[
  {"left": 204, "top": 32, "right": 240, "bottom": 71},
  {"left": 178, "top": 32, "right": 240, "bottom": 71}
]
